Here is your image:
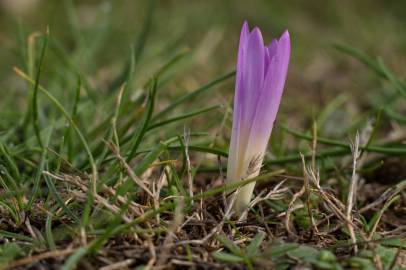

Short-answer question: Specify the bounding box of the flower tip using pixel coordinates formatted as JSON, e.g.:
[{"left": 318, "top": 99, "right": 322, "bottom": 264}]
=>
[
  {"left": 239, "top": 21, "right": 250, "bottom": 44},
  {"left": 250, "top": 27, "right": 264, "bottom": 40},
  {"left": 251, "top": 26, "right": 261, "bottom": 34},
  {"left": 247, "top": 27, "right": 265, "bottom": 50},
  {"left": 280, "top": 30, "right": 290, "bottom": 41},
  {"left": 242, "top": 20, "right": 249, "bottom": 29}
]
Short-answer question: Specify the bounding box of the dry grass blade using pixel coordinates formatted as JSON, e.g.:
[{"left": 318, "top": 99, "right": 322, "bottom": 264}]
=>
[
  {"left": 99, "top": 259, "right": 135, "bottom": 270},
  {"left": 184, "top": 128, "right": 194, "bottom": 199},
  {"left": 173, "top": 186, "right": 240, "bottom": 248},
  {"left": 367, "top": 194, "right": 401, "bottom": 240},
  {"left": 43, "top": 171, "right": 142, "bottom": 221},
  {"left": 305, "top": 167, "right": 353, "bottom": 225},
  {"left": 360, "top": 179, "right": 406, "bottom": 213},
  {"left": 284, "top": 184, "right": 305, "bottom": 239},
  {"left": 347, "top": 132, "right": 361, "bottom": 253},
  {"left": 301, "top": 153, "right": 318, "bottom": 235},
  {"left": 6, "top": 248, "right": 77, "bottom": 269},
  {"left": 241, "top": 179, "right": 288, "bottom": 222},
  {"left": 156, "top": 197, "right": 185, "bottom": 267},
  {"left": 106, "top": 141, "right": 154, "bottom": 198}
]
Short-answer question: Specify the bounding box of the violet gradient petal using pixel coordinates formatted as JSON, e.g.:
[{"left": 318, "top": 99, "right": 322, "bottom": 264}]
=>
[
  {"left": 239, "top": 27, "right": 265, "bottom": 124},
  {"left": 264, "top": 47, "right": 270, "bottom": 75},
  {"left": 268, "top": 39, "right": 279, "bottom": 60},
  {"left": 235, "top": 21, "right": 249, "bottom": 100},
  {"left": 227, "top": 23, "right": 290, "bottom": 214},
  {"left": 227, "top": 21, "right": 251, "bottom": 182},
  {"left": 266, "top": 30, "right": 290, "bottom": 124},
  {"left": 234, "top": 21, "right": 249, "bottom": 122},
  {"left": 229, "top": 26, "right": 266, "bottom": 180},
  {"left": 246, "top": 30, "right": 290, "bottom": 158},
  {"left": 275, "top": 30, "right": 291, "bottom": 90}
]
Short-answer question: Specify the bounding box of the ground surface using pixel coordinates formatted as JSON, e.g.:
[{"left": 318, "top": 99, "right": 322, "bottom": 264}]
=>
[{"left": 0, "top": 0, "right": 405, "bottom": 269}]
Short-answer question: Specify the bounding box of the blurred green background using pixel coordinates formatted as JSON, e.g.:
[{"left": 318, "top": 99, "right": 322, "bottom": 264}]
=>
[{"left": 1, "top": 0, "right": 405, "bottom": 139}]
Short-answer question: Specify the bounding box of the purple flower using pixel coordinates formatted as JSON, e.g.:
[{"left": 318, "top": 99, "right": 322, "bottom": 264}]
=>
[{"left": 227, "top": 21, "right": 290, "bottom": 214}]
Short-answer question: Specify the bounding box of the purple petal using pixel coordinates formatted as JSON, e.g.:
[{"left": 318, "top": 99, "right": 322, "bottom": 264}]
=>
[
  {"left": 262, "top": 30, "right": 290, "bottom": 124},
  {"left": 227, "top": 25, "right": 291, "bottom": 211},
  {"left": 245, "top": 27, "right": 265, "bottom": 91},
  {"left": 234, "top": 21, "right": 249, "bottom": 123},
  {"left": 227, "top": 21, "right": 250, "bottom": 182},
  {"left": 245, "top": 31, "right": 290, "bottom": 156},
  {"left": 268, "top": 39, "right": 279, "bottom": 60},
  {"left": 264, "top": 39, "right": 278, "bottom": 82},
  {"left": 235, "top": 21, "right": 249, "bottom": 98},
  {"left": 276, "top": 30, "right": 291, "bottom": 88},
  {"left": 264, "top": 47, "right": 270, "bottom": 76},
  {"left": 240, "top": 27, "right": 265, "bottom": 122}
]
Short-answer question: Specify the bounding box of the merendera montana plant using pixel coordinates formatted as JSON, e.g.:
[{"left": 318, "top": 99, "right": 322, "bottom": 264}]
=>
[{"left": 227, "top": 21, "right": 290, "bottom": 214}]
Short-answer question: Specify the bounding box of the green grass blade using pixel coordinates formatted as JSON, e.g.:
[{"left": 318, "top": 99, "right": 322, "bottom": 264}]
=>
[
  {"left": 127, "top": 78, "right": 157, "bottom": 160},
  {"left": 109, "top": 0, "right": 156, "bottom": 91},
  {"left": 216, "top": 235, "right": 242, "bottom": 256},
  {"left": 27, "top": 125, "right": 53, "bottom": 209},
  {"left": 212, "top": 252, "right": 244, "bottom": 263},
  {"left": 147, "top": 104, "right": 222, "bottom": 131},
  {"left": 0, "top": 230, "right": 34, "bottom": 242},
  {"left": 14, "top": 67, "right": 98, "bottom": 227},
  {"left": 333, "top": 43, "right": 384, "bottom": 77},
  {"left": 61, "top": 247, "right": 88, "bottom": 270},
  {"left": 67, "top": 76, "right": 82, "bottom": 162},
  {"left": 334, "top": 43, "right": 406, "bottom": 98},
  {"left": 247, "top": 231, "right": 266, "bottom": 257},
  {"left": 45, "top": 213, "right": 56, "bottom": 250},
  {"left": 44, "top": 173, "right": 80, "bottom": 224},
  {"left": 32, "top": 28, "right": 49, "bottom": 148},
  {"left": 384, "top": 107, "right": 406, "bottom": 124},
  {"left": 134, "top": 0, "right": 155, "bottom": 61},
  {"left": 153, "top": 71, "right": 235, "bottom": 120},
  {"left": 134, "top": 142, "right": 167, "bottom": 176},
  {"left": 0, "top": 142, "right": 21, "bottom": 183},
  {"left": 283, "top": 125, "right": 406, "bottom": 155}
]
